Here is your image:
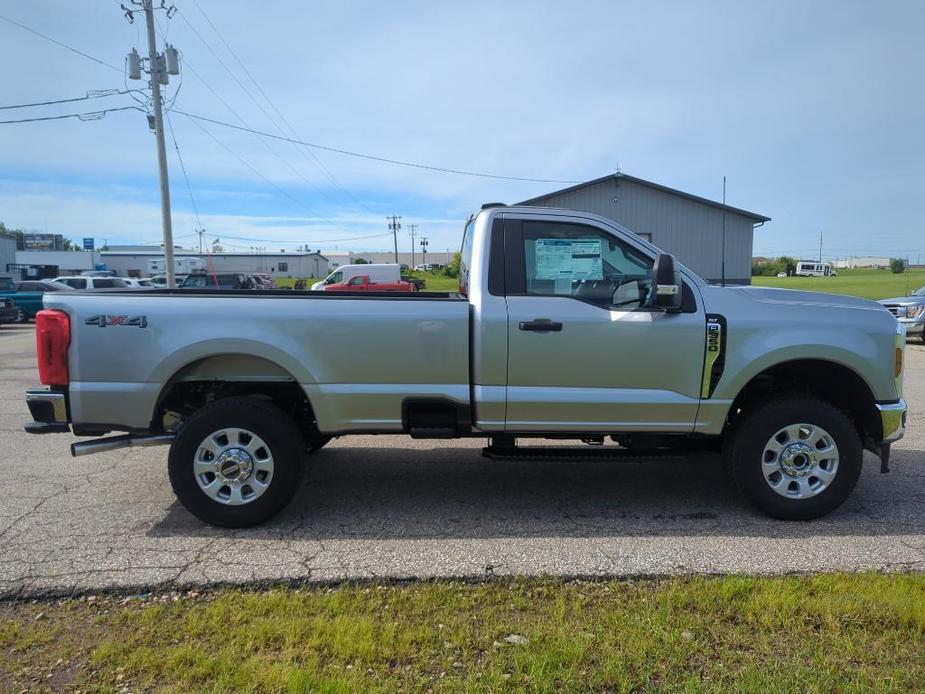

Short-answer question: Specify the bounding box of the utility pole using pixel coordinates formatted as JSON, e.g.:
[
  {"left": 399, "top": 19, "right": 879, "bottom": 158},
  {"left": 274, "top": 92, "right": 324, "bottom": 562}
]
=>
[
  {"left": 420, "top": 236, "right": 429, "bottom": 269},
  {"left": 124, "top": 1, "right": 179, "bottom": 287},
  {"left": 408, "top": 223, "right": 418, "bottom": 268},
  {"left": 818, "top": 231, "right": 823, "bottom": 262},
  {"left": 197, "top": 228, "right": 205, "bottom": 254},
  {"left": 720, "top": 175, "right": 726, "bottom": 287},
  {"left": 387, "top": 215, "right": 401, "bottom": 264}
]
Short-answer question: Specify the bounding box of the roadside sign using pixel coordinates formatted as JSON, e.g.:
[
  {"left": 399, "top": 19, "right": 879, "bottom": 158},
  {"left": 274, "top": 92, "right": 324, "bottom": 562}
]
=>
[{"left": 83, "top": 238, "right": 94, "bottom": 250}]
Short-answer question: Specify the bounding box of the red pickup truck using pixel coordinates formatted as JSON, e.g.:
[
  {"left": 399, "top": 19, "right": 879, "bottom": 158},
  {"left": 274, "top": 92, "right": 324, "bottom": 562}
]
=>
[{"left": 323, "top": 275, "right": 416, "bottom": 292}]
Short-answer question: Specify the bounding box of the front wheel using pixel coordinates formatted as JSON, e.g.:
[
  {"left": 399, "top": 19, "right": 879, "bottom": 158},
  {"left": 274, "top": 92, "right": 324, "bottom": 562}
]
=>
[
  {"left": 724, "top": 397, "right": 863, "bottom": 520},
  {"left": 14, "top": 308, "right": 27, "bottom": 323},
  {"left": 168, "top": 397, "right": 306, "bottom": 527}
]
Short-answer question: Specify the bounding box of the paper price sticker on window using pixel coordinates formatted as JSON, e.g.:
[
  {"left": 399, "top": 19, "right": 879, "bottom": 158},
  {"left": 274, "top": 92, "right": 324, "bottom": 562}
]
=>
[{"left": 534, "top": 238, "right": 603, "bottom": 280}]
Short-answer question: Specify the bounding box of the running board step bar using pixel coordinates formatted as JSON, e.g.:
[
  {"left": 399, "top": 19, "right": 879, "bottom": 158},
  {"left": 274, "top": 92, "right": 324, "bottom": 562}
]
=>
[
  {"left": 482, "top": 446, "right": 687, "bottom": 462},
  {"left": 71, "top": 434, "right": 175, "bottom": 458}
]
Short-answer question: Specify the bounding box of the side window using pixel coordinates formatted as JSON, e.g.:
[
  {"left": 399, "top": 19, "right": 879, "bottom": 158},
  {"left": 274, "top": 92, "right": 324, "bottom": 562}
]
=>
[
  {"left": 521, "top": 221, "right": 654, "bottom": 310},
  {"left": 94, "top": 279, "right": 114, "bottom": 288},
  {"left": 348, "top": 276, "right": 364, "bottom": 286},
  {"left": 278, "top": 262, "right": 288, "bottom": 272},
  {"left": 325, "top": 271, "right": 343, "bottom": 285},
  {"left": 71, "top": 279, "right": 87, "bottom": 289},
  {"left": 458, "top": 217, "right": 475, "bottom": 297}
]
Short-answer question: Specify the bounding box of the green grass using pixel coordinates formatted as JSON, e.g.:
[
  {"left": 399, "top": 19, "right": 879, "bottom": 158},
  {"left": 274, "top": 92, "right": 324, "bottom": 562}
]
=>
[
  {"left": 752, "top": 268, "right": 925, "bottom": 301},
  {"left": 3, "top": 574, "right": 925, "bottom": 692}
]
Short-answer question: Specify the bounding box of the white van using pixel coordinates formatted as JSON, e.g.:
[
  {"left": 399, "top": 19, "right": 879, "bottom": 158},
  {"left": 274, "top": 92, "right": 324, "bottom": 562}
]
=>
[{"left": 311, "top": 264, "right": 401, "bottom": 291}]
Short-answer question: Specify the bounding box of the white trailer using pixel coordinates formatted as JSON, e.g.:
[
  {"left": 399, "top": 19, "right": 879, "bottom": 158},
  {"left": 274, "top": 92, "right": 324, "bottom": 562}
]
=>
[{"left": 147, "top": 257, "right": 208, "bottom": 275}]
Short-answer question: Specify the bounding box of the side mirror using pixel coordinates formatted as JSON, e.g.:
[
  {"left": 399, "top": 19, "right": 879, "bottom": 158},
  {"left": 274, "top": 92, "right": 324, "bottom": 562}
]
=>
[{"left": 649, "top": 253, "right": 682, "bottom": 311}]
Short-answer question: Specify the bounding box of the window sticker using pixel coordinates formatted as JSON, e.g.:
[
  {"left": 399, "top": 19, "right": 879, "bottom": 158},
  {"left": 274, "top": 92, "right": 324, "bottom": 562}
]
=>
[{"left": 534, "top": 238, "right": 603, "bottom": 281}]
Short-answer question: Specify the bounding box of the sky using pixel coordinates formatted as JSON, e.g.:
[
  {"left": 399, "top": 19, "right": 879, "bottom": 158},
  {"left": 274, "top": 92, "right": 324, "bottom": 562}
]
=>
[{"left": 0, "top": 0, "right": 923, "bottom": 261}]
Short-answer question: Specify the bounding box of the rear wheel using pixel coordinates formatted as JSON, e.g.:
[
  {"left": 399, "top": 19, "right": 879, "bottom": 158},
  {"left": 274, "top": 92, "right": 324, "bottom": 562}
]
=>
[
  {"left": 14, "top": 308, "right": 27, "bottom": 323},
  {"left": 168, "top": 397, "right": 305, "bottom": 527},
  {"left": 725, "top": 397, "right": 863, "bottom": 520}
]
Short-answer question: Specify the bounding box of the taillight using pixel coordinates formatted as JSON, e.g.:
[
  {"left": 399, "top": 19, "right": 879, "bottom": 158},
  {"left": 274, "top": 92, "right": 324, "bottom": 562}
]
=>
[{"left": 35, "top": 310, "right": 70, "bottom": 386}]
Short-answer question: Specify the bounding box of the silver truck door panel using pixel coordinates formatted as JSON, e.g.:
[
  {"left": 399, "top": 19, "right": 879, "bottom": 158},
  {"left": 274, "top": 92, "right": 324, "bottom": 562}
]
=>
[
  {"left": 505, "top": 295, "right": 704, "bottom": 431},
  {"left": 499, "top": 212, "right": 705, "bottom": 433}
]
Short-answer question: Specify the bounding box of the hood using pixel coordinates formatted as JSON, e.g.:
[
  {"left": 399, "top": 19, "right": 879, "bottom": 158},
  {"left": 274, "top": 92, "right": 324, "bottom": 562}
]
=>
[
  {"left": 729, "top": 286, "right": 884, "bottom": 311},
  {"left": 878, "top": 295, "right": 925, "bottom": 305}
]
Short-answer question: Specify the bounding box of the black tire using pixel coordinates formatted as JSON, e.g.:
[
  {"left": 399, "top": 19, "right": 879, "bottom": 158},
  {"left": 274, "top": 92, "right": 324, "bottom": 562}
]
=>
[
  {"left": 724, "top": 397, "right": 863, "bottom": 520},
  {"left": 168, "top": 397, "right": 306, "bottom": 527},
  {"left": 14, "top": 308, "right": 26, "bottom": 324}
]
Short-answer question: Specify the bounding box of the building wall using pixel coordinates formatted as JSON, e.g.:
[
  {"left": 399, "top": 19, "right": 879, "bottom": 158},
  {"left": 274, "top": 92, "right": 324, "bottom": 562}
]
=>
[
  {"left": 833, "top": 256, "right": 892, "bottom": 269},
  {"left": 99, "top": 253, "right": 329, "bottom": 279},
  {"left": 527, "top": 178, "right": 758, "bottom": 284},
  {"left": 0, "top": 234, "right": 17, "bottom": 277},
  {"left": 15, "top": 250, "right": 96, "bottom": 274}
]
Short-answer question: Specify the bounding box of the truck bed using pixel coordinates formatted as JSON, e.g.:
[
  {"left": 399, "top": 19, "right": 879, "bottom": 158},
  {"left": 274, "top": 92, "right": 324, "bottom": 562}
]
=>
[{"left": 44, "top": 289, "right": 471, "bottom": 434}]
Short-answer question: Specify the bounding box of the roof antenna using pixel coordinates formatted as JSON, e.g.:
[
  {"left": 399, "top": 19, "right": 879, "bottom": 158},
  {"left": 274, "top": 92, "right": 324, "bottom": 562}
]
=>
[{"left": 721, "top": 175, "right": 727, "bottom": 287}]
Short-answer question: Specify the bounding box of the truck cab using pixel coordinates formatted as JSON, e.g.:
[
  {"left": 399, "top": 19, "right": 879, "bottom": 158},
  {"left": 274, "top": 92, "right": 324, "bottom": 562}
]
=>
[{"left": 323, "top": 275, "right": 415, "bottom": 292}]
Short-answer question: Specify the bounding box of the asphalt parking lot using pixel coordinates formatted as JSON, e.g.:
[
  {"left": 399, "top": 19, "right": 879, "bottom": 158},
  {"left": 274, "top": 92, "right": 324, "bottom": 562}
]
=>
[{"left": 1, "top": 323, "right": 924, "bottom": 597}]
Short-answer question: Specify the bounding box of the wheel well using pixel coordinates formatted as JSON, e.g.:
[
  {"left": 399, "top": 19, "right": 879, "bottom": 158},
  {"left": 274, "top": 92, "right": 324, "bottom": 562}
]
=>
[
  {"left": 728, "top": 359, "right": 881, "bottom": 446},
  {"left": 152, "top": 356, "right": 319, "bottom": 438}
]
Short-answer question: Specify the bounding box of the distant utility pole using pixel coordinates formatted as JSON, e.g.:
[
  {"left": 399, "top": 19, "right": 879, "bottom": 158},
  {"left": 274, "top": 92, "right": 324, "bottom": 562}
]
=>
[
  {"left": 408, "top": 223, "right": 418, "bottom": 268},
  {"left": 420, "top": 236, "right": 429, "bottom": 269},
  {"left": 387, "top": 215, "right": 402, "bottom": 264},
  {"left": 123, "top": 0, "right": 180, "bottom": 287},
  {"left": 818, "top": 232, "right": 823, "bottom": 262},
  {"left": 720, "top": 176, "right": 726, "bottom": 287},
  {"left": 197, "top": 228, "right": 205, "bottom": 254}
]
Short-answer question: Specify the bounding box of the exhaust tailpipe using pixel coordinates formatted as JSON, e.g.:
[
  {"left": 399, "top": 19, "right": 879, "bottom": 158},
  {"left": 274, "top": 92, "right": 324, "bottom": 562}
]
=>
[{"left": 71, "top": 433, "right": 175, "bottom": 458}]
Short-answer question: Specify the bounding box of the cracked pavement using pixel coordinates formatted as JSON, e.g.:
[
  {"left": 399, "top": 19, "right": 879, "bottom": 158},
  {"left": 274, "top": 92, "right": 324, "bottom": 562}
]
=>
[{"left": 1, "top": 324, "right": 924, "bottom": 597}]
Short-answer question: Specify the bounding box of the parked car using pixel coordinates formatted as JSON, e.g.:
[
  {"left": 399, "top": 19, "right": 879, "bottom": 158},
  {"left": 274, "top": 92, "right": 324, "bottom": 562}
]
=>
[
  {"left": 414, "top": 263, "right": 432, "bottom": 272},
  {"left": 322, "top": 274, "right": 416, "bottom": 292},
  {"left": 0, "top": 297, "right": 19, "bottom": 325},
  {"left": 879, "top": 286, "right": 925, "bottom": 343},
  {"left": 24, "top": 204, "right": 907, "bottom": 527},
  {"left": 180, "top": 273, "right": 258, "bottom": 289},
  {"left": 0, "top": 278, "right": 73, "bottom": 323},
  {"left": 119, "top": 278, "right": 156, "bottom": 288},
  {"left": 54, "top": 276, "right": 130, "bottom": 290},
  {"left": 311, "top": 264, "right": 401, "bottom": 291}
]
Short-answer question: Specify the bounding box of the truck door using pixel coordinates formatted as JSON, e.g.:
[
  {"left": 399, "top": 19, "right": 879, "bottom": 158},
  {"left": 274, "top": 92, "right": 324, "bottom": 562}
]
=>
[{"left": 503, "top": 217, "right": 706, "bottom": 433}]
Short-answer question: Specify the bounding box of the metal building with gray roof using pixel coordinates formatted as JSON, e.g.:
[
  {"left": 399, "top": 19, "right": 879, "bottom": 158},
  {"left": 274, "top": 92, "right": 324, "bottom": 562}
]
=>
[{"left": 519, "top": 173, "right": 770, "bottom": 285}]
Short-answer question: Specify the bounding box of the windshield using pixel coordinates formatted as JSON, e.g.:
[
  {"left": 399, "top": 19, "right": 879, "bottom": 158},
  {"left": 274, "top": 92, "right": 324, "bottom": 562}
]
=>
[
  {"left": 913, "top": 286, "right": 925, "bottom": 297},
  {"left": 325, "top": 271, "right": 343, "bottom": 285}
]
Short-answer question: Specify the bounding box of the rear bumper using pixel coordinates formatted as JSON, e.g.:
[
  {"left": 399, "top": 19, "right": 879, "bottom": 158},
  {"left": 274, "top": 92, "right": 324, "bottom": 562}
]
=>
[
  {"left": 877, "top": 399, "right": 906, "bottom": 443},
  {"left": 24, "top": 389, "right": 70, "bottom": 434}
]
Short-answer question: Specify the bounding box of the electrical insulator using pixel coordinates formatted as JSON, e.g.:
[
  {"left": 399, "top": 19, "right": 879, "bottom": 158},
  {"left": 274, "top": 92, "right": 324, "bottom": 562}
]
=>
[
  {"left": 164, "top": 45, "right": 180, "bottom": 75},
  {"left": 127, "top": 49, "right": 142, "bottom": 80},
  {"left": 157, "top": 55, "right": 169, "bottom": 85}
]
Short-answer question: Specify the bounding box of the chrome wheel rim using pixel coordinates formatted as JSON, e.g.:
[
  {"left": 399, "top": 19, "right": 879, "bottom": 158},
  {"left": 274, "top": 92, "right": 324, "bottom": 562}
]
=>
[
  {"left": 762, "top": 423, "right": 839, "bottom": 499},
  {"left": 194, "top": 428, "right": 274, "bottom": 505}
]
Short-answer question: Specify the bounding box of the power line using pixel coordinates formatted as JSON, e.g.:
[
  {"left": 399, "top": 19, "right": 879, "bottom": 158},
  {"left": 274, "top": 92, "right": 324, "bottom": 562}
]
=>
[
  {"left": 173, "top": 9, "right": 371, "bottom": 215},
  {"left": 172, "top": 109, "right": 577, "bottom": 184},
  {"left": 184, "top": 0, "right": 378, "bottom": 215},
  {"left": 185, "top": 115, "right": 332, "bottom": 221},
  {"left": 165, "top": 112, "right": 203, "bottom": 230},
  {"left": 0, "top": 89, "right": 138, "bottom": 110},
  {"left": 0, "top": 105, "right": 139, "bottom": 125},
  {"left": 0, "top": 13, "right": 122, "bottom": 72}
]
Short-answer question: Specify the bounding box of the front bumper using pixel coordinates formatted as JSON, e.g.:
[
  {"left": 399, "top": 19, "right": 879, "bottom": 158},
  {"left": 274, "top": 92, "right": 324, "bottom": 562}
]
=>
[
  {"left": 24, "top": 388, "right": 70, "bottom": 434},
  {"left": 899, "top": 320, "right": 924, "bottom": 337},
  {"left": 877, "top": 399, "right": 907, "bottom": 443}
]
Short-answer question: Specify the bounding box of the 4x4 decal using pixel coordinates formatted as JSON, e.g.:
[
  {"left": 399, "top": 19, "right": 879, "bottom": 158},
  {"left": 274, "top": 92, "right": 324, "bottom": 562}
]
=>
[{"left": 85, "top": 315, "right": 148, "bottom": 328}]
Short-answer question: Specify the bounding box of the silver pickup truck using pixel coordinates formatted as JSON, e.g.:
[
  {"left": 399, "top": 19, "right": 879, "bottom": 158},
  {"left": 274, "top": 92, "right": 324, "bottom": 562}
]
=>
[{"left": 25, "top": 205, "right": 907, "bottom": 527}]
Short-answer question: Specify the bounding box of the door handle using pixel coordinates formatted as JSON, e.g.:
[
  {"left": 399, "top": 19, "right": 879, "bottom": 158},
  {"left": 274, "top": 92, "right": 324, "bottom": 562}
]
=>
[{"left": 519, "top": 319, "right": 563, "bottom": 332}]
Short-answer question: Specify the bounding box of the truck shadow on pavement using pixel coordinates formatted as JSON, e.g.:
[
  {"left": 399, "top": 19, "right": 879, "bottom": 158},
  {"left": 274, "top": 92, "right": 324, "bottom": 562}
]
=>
[{"left": 148, "top": 445, "right": 925, "bottom": 540}]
